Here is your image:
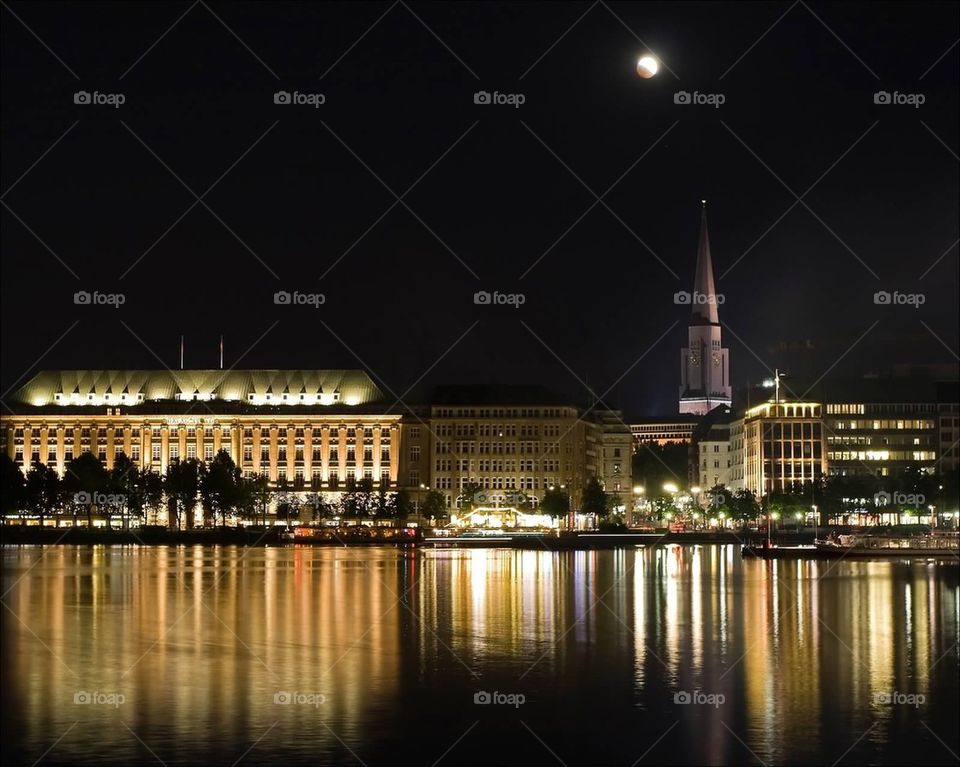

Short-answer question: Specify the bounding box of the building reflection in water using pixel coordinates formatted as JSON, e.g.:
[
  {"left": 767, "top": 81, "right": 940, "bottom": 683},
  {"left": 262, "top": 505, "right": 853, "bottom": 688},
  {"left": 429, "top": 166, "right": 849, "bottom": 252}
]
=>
[{"left": 2, "top": 545, "right": 958, "bottom": 765}]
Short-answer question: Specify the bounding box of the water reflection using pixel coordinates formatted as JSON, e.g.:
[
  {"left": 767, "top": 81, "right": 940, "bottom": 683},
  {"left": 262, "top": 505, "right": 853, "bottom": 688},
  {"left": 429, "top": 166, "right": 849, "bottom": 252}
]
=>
[{"left": 2, "top": 545, "right": 958, "bottom": 766}]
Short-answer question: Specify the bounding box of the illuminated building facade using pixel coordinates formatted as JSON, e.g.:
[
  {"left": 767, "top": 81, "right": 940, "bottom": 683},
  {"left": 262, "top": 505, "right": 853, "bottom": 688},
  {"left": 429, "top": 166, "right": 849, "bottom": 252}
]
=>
[
  {"left": 679, "top": 204, "right": 732, "bottom": 415},
  {"left": 399, "top": 386, "right": 631, "bottom": 512},
  {"left": 629, "top": 416, "right": 700, "bottom": 446},
  {"left": 2, "top": 370, "right": 403, "bottom": 503},
  {"left": 824, "top": 402, "right": 939, "bottom": 477},
  {"left": 729, "top": 401, "right": 827, "bottom": 497},
  {"left": 819, "top": 378, "right": 958, "bottom": 478},
  {"left": 1, "top": 373, "right": 631, "bottom": 522}
]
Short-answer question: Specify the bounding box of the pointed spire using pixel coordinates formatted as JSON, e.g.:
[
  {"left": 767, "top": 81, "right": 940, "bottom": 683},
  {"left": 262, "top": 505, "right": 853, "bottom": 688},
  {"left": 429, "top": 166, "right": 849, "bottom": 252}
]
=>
[{"left": 691, "top": 200, "right": 719, "bottom": 326}]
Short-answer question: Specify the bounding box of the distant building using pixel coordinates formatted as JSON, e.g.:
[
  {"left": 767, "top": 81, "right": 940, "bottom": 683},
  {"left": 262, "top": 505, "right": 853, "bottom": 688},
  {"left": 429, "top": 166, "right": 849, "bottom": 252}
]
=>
[
  {"left": 629, "top": 415, "right": 700, "bottom": 446},
  {"left": 731, "top": 401, "right": 827, "bottom": 497},
  {"left": 1, "top": 374, "right": 634, "bottom": 524},
  {"left": 595, "top": 409, "right": 634, "bottom": 500},
  {"left": 819, "top": 378, "right": 958, "bottom": 478},
  {"left": 697, "top": 422, "right": 732, "bottom": 491},
  {"left": 679, "top": 203, "right": 732, "bottom": 415},
  {"left": 400, "top": 385, "right": 632, "bottom": 513},
  {"left": 2, "top": 369, "right": 402, "bottom": 527},
  {"left": 708, "top": 376, "right": 959, "bottom": 499}
]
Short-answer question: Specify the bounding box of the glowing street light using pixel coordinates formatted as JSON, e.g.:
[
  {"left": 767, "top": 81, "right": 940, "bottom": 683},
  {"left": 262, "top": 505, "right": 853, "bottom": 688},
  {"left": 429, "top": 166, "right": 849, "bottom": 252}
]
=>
[{"left": 663, "top": 482, "right": 679, "bottom": 494}]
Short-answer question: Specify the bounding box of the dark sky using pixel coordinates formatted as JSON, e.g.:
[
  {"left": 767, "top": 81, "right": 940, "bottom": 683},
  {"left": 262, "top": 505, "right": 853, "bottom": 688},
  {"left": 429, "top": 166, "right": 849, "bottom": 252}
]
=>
[{"left": 2, "top": 1, "right": 957, "bottom": 416}]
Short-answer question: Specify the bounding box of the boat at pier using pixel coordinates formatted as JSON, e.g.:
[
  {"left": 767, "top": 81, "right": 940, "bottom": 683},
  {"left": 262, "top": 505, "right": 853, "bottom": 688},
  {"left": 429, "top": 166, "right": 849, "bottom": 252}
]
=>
[{"left": 743, "top": 532, "right": 959, "bottom": 561}]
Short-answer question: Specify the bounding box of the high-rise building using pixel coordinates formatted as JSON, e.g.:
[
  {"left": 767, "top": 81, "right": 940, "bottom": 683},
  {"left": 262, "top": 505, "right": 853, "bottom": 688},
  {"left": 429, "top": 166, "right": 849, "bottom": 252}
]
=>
[{"left": 679, "top": 203, "right": 732, "bottom": 415}]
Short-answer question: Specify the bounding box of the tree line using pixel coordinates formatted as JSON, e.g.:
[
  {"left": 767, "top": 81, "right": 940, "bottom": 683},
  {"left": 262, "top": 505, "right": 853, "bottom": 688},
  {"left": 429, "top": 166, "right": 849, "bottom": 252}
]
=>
[{"left": 0, "top": 450, "right": 418, "bottom": 529}]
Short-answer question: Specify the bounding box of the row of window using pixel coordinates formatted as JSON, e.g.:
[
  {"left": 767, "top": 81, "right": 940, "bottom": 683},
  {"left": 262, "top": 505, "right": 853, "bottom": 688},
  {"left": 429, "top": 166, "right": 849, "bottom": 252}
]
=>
[
  {"left": 828, "top": 419, "right": 937, "bottom": 430},
  {"left": 432, "top": 424, "right": 564, "bottom": 438},
  {"left": 827, "top": 450, "right": 937, "bottom": 462},
  {"left": 433, "top": 441, "right": 563, "bottom": 455},
  {"left": 433, "top": 408, "right": 569, "bottom": 418},
  {"left": 434, "top": 459, "right": 563, "bottom": 472}
]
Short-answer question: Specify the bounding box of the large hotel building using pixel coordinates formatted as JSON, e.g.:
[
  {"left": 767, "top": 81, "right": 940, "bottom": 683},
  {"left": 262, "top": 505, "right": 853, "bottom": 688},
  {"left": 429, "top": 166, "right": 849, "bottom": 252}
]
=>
[{"left": 1, "top": 371, "right": 632, "bottom": 522}]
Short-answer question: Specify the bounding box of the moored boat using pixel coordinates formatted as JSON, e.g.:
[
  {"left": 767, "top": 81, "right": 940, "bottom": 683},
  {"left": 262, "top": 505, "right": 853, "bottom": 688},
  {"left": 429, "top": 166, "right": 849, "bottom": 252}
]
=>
[{"left": 743, "top": 532, "right": 959, "bottom": 560}]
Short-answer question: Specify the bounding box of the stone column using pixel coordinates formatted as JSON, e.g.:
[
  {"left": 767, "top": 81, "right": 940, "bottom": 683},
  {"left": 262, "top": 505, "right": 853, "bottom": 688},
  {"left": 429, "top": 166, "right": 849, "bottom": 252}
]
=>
[
  {"left": 321, "top": 425, "right": 330, "bottom": 483},
  {"left": 269, "top": 426, "right": 279, "bottom": 482},
  {"left": 338, "top": 425, "right": 348, "bottom": 480},
  {"left": 232, "top": 424, "right": 241, "bottom": 467},
  {"left": 389, "top": 423, "right": 400, "bottom": 483},
  {"left": 159, "top": 426, "right": 169, "bottom": 474},
  {"left": 106, "top": 424, "right": 116, "bottom": 468},
  {"left": 304, "top": 425, "right": 313, "bottom": 478},
  {"left": 253, "top": 426, "right": 262, "bottom": 474},
  {"left": 286, "top": 425, "right": 295, "bottom": 483},
  {"left": 55, "top": 425, "right": 65, "bottom": 475},
  {"left": 143, "top": 426, "right": 152, "bottom": 471},
  {"left": 372, "top": 425, "right": 382, "bottom": 484}
]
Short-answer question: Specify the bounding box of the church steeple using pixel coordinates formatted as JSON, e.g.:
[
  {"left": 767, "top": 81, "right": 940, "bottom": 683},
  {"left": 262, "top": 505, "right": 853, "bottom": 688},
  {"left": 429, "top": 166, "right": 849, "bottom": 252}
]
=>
[
  {"left": 678, "top": 201, "right": 732, "bottom": 415},
  {"left": 691, "top": 201, "right": 719, "bottom": 326}
]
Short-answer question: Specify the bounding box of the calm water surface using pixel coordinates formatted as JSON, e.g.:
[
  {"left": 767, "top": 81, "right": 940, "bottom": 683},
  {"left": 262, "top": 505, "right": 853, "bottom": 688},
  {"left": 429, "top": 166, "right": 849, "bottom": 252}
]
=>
[{"left": 2, "top": 545, "right": 958, "bottom": 766}]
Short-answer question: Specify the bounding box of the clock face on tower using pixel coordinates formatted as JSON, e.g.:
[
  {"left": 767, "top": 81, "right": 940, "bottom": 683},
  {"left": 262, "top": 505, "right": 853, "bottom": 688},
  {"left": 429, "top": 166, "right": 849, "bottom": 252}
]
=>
[
  {"left": 712, "top": 352, "right": 721, "bottom": 367},
  {"left": 690, "top": 352, "right": 700, "bottom": 366}
]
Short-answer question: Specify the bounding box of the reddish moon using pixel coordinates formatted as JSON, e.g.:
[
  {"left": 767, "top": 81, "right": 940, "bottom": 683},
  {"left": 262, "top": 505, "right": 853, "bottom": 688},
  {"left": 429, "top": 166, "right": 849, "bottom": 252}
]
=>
[{"left": 636, "top": 55, "right": 659, "bottom": 79}]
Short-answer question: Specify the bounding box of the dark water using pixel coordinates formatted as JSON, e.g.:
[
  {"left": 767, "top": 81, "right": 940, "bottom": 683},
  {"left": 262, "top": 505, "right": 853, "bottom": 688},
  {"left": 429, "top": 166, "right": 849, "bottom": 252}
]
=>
[{"left": 2, "top": 545, "right": 958, "bottom": 766}]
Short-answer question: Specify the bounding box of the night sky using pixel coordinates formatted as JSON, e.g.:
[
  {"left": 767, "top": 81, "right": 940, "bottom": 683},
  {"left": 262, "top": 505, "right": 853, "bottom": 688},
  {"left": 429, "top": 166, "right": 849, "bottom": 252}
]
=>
[{"left": 2, "top": 1, "right": 957, "bottom": 416}]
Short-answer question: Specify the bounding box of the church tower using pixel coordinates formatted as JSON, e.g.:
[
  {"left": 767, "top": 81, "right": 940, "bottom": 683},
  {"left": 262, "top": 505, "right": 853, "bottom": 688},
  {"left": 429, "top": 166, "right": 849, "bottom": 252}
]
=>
[{"left": 679, "top": 202, "right": 732, "bottom": 414}]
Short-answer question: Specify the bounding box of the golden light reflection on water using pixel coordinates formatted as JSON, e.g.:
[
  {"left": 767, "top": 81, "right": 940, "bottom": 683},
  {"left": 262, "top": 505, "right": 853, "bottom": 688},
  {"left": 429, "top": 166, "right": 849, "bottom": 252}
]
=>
[{"left": 2, "top": 545, "right": 958, "bottom": 766}]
